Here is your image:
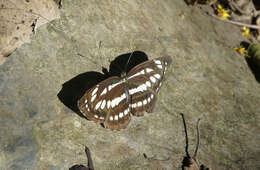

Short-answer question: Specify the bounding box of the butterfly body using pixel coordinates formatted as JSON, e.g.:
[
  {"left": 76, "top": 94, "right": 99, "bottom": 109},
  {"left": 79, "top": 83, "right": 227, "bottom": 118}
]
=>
[{"left": 78, "top": 55, "right": 172, "bottom": 130}]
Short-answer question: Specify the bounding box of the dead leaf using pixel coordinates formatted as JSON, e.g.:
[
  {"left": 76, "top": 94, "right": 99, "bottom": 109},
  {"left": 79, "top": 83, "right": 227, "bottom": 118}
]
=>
[{"left": 0, "top": 0, "right": 60, "bottom": 59}]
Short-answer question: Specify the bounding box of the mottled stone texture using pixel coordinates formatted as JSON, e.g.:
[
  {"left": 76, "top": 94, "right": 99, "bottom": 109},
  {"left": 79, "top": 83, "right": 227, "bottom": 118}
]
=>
[{"left": 0, "top": 0, "right": 259, "bottom": 170}]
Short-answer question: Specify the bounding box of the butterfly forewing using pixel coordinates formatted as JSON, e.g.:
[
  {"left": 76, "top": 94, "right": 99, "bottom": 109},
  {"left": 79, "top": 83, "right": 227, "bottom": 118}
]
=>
[{"left": 78, "top": 76, "right": 131, "bottom": 130}]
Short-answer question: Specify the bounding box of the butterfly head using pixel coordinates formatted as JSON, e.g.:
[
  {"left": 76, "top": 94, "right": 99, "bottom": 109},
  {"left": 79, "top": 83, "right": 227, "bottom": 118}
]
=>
[{"left": 121, "top": 72, "right": 128, "bottom": 83}]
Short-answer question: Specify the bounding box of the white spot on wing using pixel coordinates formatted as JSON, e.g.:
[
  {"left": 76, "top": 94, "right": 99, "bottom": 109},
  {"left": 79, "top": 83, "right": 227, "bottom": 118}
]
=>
[
  {"left": 110, "top": 92, "right": 127, "bottom": 108},
  {"left": 157, "top": 64, "right": 163, "bottom": 69},
  {"left": 129, "top": 84, "right": 147, "bottom": 95},
  {"left": 115, "top": 97, "right": 121, "bottom": 106},
  {"left": 121, "top": 93, "right": 126, "bottom": 101},
  {"left": 95, "top": 100, "right": 102, "bottom": 110},
  {"left": 92, "top": 87, "right": 98, "bottom": 96},
  {"left": 146, "top": 68, "right": 153, "bottom": 73},
  {"left": 85, "top": 100, "right": 88, "bottom": 104},
  {"left": 154, "top": 74, "right": 161, "bottom": 79},
  {"left": 129, "top": 88, "right": 136, "bottom": 95},
  {"left": 111, "top": 97, "right": 118, "bottom": 108},
  {"left": 142, "top": 84, "right": 147, "bottom": 91},
  {"left": 128, "top": 69, "right": 145, "bottom": 79},
  {"left": 115, "top": 115, "right": 118, "bottom": 120},
  {"left": 124, "top": 109, "right": 128, "bottom": 115},
  {"left": 108, "top": 85, "right": 112, "bottom": 91},
  {"left": 100, "top": 88, "right": 107, "bottom": 95},
  {"left": 154, "top": 60, "right": 161, "bottom": 65},
  {"left": 137, "top": 101, "right": 142, "bottom": 107},
  {"left": 150, "top": 76, "right": 156, "bottom": 83},
  {"left": 110, "top": 116, "right": 113, "bottom": 121},
  {"left": 94, "top": 115, "right": 99, "bottom": 118},
  {"left": 151, "top": 94, "right": 154, "bottom": 99},
  {"left": 108, "top": 81, "right": 122, "bottom": 91},
  {"left": 91, "top": 94, "right": 97, "bottom": 102},
  {"left": 119, "top": 112, "right": 124, "bottom": 118},
  {"left": 107, "top": 100, "right": 111, "bottom": 109},
  {"left": 101, "top": 100, "right": 106, "bottom": 109},
  {"left": 146, "top": 81, "right": 151, "bottom": 87},
  {"left": 111, "top": 98, "right": 116, "bottom": 108},
  {"left": 143, "top": 99, "right": 147, "bottom": 105},
  {"left": 148, "top": 97, "right": 151, "bottom": 103}
]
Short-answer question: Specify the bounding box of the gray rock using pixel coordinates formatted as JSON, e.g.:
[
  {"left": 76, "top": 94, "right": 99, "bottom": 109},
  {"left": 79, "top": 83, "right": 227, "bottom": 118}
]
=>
[{"left": 0, "top": 0, "right": 259, "bottom": 170}]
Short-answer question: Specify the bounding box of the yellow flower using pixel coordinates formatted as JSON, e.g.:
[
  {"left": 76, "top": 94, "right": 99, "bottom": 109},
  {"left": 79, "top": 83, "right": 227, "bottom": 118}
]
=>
[
  {"left": 241, "top": 26, "right": 250, "bottom": 38},
  {"left": 217, "top": 4, "right": 230, "bottom": 20},
  {"left": 233, "top": 46, "right": 247, "bottom": 56}
]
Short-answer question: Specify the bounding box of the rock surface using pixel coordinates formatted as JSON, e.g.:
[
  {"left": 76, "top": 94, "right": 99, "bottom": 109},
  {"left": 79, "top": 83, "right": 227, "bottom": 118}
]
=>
[{"left": 0, "top": 0, "right": 259, "bottom": 170}]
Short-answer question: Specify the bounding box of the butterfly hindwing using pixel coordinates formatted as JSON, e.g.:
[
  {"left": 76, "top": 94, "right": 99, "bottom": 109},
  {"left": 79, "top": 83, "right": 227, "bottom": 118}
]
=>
[{"left": 129, "top": 87, "right": 157, "bottom": 116}]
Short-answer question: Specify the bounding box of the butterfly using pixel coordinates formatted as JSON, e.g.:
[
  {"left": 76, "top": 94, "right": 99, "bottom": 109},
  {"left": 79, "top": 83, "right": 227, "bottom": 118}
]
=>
[{"left": 78, "top": 52, "right": 172, "bottom": 130}]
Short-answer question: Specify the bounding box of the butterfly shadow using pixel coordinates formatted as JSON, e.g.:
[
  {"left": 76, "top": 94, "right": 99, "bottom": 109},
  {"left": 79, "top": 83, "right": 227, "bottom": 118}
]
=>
[{"left": 57, "top": 51, "right": 148, "bottom": 118}]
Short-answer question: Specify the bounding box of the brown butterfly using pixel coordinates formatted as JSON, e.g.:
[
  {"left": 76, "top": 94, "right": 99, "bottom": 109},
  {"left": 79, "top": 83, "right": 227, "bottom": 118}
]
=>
[{"left": 78, "top": 53, "right": 172, "bottom": 130}]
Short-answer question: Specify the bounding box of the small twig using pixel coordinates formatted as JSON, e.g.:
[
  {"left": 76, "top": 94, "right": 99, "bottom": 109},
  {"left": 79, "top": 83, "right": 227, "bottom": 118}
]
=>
[
  {"left": 85, "top": 146, "right": 94, "bottom": 170},
  {"left": 193, "top": 118, "right": 201, "bottom": 158},
  {"left": 180, "top": 113, "right": 190, "bottom": 158}
]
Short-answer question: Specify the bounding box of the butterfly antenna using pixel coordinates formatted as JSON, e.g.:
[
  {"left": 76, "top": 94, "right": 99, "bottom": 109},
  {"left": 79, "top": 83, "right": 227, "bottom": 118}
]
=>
[
  {"left": 193, "top": 118, "right": 201, "bottom": 158},
  {"left": 180, "top": 113, "right": 190, "bottom": 158},
  {"left": 124, "top": 51, "right": 135, "bottom": 73}
]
